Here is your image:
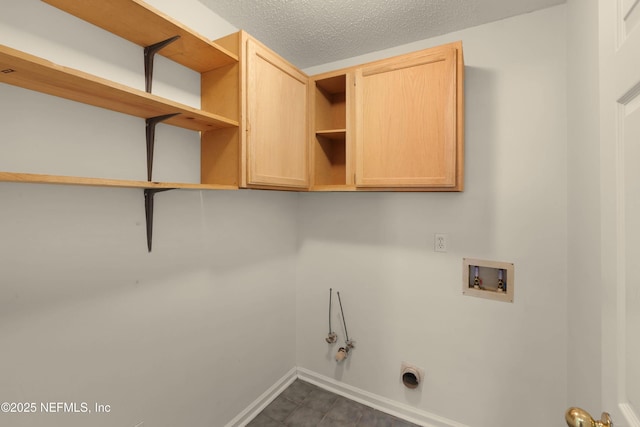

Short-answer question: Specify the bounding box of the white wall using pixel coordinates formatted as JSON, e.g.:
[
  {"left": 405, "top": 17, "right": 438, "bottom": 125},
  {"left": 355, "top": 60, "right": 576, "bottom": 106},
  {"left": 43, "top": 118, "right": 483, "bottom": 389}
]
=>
[
  {"left": 0, "top": 2, "right": 297, "bottom": 426},
  {"left": 297, "top": 6, "right": 568, "bottom": 427},
  {"left": 566, "top": 0, "right": 602, "bottom": 414}
]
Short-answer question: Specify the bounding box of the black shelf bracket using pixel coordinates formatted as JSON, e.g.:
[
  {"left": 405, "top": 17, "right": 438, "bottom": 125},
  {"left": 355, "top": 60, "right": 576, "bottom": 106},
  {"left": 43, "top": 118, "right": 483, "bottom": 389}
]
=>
[
  {"left": 144, "top": 35, "right": 181, "bottom": 93},
  {"left": 144, "top": 188, "right": 174, "bottom": 253},
  {"left": 146, "top": 113, "right": 180, "bottom": 182}
]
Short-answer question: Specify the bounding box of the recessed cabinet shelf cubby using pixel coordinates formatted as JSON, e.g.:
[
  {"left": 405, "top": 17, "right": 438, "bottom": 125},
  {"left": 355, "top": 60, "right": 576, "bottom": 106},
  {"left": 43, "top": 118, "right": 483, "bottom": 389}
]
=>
[{"left": 311, "top": 72, "right": 353, "bottom": 190}]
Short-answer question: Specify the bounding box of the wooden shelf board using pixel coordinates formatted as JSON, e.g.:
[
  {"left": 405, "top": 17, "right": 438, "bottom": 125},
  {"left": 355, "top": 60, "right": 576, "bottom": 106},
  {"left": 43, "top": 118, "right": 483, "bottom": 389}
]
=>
[
  {"left": 41, "top": 0, "right": 238, "bottom": 72},
  {"left": 0, "top": 45, "right": 238, "bottom": 132},
  {"left": 316, "top": 129, "right": 346, "bottom": 140},
  {"left": 315, "top": 74, "right": 346, "bottom": 94},
  {"left": 0, "top": 172, "right": 238, "bottom": 190}
]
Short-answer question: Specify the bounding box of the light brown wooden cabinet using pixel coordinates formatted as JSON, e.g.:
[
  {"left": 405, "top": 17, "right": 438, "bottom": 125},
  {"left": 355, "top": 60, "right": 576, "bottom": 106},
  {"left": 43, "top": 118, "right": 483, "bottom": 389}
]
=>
[
  {"left": 206, "top": 33, "right": 463, "bottom": 193},
  {"left": 310, "top": 41, "right": 464, "bottom": 192},
  {"left": 355, "top": 43, "right": 463, "bottom": 190},
  {"left": 245, "top": 38, "right": 309, "bottom": 189},
  {"left": 203, "top": 31, "right": 309, "bottom": 190}
]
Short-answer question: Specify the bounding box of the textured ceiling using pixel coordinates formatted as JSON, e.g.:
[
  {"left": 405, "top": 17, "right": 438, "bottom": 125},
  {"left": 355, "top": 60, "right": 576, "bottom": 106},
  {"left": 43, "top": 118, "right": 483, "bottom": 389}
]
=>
[{"left": 197, "top": 0, "right": 565, "bottom": 69}]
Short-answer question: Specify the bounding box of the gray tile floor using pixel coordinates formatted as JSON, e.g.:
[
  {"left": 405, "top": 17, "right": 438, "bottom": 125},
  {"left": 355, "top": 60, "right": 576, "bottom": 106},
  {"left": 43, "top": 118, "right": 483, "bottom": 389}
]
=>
[{"left": 247, "top": 379, "right": 420, "bottom": 427}]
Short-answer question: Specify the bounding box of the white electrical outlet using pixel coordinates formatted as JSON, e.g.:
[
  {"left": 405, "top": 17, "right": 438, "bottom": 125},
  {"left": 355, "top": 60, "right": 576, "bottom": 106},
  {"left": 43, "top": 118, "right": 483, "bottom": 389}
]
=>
[{"left": 434, "top": 233, "right": 448, "bottom": 252}]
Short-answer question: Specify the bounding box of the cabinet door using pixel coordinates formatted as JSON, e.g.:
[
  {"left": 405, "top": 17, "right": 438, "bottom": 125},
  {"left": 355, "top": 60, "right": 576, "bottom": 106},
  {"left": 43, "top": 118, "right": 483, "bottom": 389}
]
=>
[
  {"left": 355, "top": 46, "right": 460, "bottom": 188},
  {"left": 246, "top": 39, "right": 309, "bottom": 189}
]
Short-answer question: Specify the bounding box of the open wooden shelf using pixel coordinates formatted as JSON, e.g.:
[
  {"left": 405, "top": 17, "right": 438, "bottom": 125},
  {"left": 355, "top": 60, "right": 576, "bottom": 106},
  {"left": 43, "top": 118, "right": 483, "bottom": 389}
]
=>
[
  {"left": 312, "top": 72, "right": 350, "bottom": 188},
  {"left": 316, "top": 129, "right": 346, "bottom": 140},
  {"left": 0, "top": 45, "right": 238, "bottom": 132},
  {"left": 42, "top": 0, "right": 238, "bottom": 73},
  {"left": 316, "top": 75, "right": 346, "bottom": 95},
  {"left": 0, "top": 172, "right": 237, "bottom": 190},
  {"left": 3, "top": 2, "right": 243, "bottom": 251}
]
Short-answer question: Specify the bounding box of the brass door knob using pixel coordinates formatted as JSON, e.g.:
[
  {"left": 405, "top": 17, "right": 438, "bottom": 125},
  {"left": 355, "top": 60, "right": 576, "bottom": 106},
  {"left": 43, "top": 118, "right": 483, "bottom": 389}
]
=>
[{"left": 565, "top": 407, "right": 612, "bottom": 427}]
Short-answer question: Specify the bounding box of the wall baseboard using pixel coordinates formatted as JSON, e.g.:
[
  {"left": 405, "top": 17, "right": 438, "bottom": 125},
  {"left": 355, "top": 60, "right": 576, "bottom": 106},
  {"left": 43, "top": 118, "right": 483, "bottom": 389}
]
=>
[
  {"left": 225, "top": 367, "right": 298, "bottom": 427},
  {"left": 296, "top": 367, "right": 468, "bottom": 427},
  {"left": 226, "top": 366, "right": 467, "bottom": 427}
]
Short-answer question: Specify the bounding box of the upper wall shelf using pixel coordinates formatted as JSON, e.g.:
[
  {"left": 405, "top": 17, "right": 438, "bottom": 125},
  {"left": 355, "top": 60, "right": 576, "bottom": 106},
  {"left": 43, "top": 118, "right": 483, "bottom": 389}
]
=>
[
  {"left": 0, "top": 172, "right": 238, "bottom": 190},
  {"left": 316, "top": 129, "right": 347, "bottom": 139},
  {"left": 41, "top": 0, "right": 238, "bottom": 73},
  {"left": 0, "top": 45, "right": 238, "bottom": 132}
]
